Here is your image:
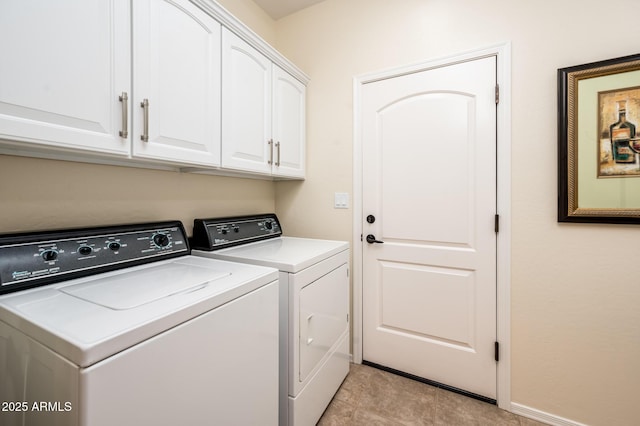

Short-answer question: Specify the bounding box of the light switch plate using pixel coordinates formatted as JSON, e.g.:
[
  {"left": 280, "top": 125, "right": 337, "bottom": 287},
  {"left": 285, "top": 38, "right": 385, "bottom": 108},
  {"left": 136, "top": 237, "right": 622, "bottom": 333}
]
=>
[{"left": 334, "top": 192, "right": 349, "bottom": 209}]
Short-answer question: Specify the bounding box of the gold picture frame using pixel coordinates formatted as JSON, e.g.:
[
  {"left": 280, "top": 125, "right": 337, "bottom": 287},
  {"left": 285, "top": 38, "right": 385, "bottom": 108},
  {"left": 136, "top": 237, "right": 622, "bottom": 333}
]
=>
[{"left": 558, "top": 53, "right": 640, "bottom": 224}]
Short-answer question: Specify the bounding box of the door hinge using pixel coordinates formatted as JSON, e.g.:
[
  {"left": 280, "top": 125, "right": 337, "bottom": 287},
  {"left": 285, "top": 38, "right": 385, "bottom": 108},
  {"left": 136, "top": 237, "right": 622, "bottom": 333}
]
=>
[
  {"left": 495, "top": 84, "right": 500, "bottom": 104},
  {"left": 360, "top": 233, "right": 363, "bottom": 242},
  {"left": 495, "top": 341, "right": 500, "bottom": 362},
  {"left": 494, "top": 214, "right": 500, "bottom": 233},
  {"left": 347, "top": 313, "right": 349, "bottom": 323}
]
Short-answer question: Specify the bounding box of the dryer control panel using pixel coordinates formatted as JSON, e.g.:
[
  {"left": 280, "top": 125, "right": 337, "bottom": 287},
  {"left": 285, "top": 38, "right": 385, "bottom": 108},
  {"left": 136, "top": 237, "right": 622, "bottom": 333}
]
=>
[
  {"left": 191, "top": 214, "right": 282, "bottom": 251},
  {"left": 0, "top": 221, "right": 189, "bottom": 295}
]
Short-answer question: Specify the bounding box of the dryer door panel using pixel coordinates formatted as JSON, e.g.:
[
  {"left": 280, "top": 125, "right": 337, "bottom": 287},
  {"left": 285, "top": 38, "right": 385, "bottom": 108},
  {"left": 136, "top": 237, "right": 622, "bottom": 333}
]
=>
[{"left": 299, "top": 264, "right": 348, "bottom": 382}]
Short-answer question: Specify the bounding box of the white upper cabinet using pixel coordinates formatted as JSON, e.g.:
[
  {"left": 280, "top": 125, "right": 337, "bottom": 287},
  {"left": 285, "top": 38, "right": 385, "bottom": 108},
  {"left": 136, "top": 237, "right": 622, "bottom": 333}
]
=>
[
  {"left": 222, "top": 28, "right": 306, "bottom": 178},
  {"left": 132, "top": 0, "right": 221, "bottom": 167},
  {"left": 273, "top": 66, "right": 306, "bottom": 179},
  {"left": 221, "top": 29, "right": 273, "bottom": 175},
  {"left": 0, "top": 0, "right": 131, "bottom": 156},
  {"left": 0, "top": 0, "right": 307, "bottom": 177}
]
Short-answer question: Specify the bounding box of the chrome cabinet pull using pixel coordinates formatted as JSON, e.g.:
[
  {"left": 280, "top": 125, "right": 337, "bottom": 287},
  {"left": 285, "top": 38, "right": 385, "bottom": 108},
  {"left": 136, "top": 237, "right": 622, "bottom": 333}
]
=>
[
  {"left": 140, "top": 99, "right": 149, "bottom": 142},
  {"left": 118, "top": 92, "right": 128, "bottom": 138},
  {"left": 275, "top": 141, "right": 281, "bottom": 167},
  {"left": 268, "top": 139, "right": 273, "bottom": 165}
]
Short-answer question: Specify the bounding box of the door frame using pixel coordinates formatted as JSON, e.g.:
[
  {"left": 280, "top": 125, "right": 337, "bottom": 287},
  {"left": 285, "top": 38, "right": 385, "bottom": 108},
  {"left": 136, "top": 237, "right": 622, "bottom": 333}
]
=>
[{"left": 352, "top": 42, "right": 512, "bottom": 410}]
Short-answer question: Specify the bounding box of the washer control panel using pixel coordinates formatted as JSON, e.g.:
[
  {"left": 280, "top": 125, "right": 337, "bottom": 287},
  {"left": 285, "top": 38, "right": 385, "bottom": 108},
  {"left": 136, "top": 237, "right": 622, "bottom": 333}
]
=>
[
  {"left": 191, "top": 214, "right": 282, "bottom": 251},
  {"left": 0, "top": 221, "right": 188, "bottom": 295}
]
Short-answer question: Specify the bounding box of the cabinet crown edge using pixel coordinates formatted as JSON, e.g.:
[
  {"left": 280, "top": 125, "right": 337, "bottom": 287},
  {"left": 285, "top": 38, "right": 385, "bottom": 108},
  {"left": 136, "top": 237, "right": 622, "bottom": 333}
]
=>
[{"left": 190, "top": 0, "right": 310, "bottom": 85}]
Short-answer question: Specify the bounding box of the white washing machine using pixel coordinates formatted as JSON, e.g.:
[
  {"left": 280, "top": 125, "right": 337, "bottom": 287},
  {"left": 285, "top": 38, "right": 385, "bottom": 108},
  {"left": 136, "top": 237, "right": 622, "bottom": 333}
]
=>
[
  {"left": 0, "top": 221, "right": 279, "bottom": 426},
  {"left": 190, "top": 214, "right": 350, "bottom": 426}
]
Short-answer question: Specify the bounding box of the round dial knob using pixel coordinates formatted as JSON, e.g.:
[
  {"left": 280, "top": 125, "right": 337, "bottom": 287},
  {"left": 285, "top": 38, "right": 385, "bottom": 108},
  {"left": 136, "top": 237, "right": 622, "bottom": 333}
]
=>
[
  {"left": 108, "top": 242, "right": 121, "bottom": 251},
  {"left": 153, "top": 233, "right": 170, "bottom": 248},
  {"left": 265, "top": 221, "right": 273, "bottom": 230},
  {"left": 78, "top": 246, "right": 93, "bottom": 256},
  {"left": 41, "top": 249, "right": 58, "bottom": 262}
]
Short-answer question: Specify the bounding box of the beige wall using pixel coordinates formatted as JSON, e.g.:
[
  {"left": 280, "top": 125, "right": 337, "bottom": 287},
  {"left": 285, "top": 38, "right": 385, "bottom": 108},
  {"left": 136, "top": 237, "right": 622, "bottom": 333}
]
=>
[
  {"left": 272, "top": 1, "right": 640, "bottom": 425},
  {"left": 0, "top": 155, "right": 275, "bottom": 235}
]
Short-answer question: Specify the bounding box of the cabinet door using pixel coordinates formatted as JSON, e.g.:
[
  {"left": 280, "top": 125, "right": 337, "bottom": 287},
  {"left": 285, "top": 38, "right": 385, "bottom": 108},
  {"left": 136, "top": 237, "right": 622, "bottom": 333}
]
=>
[
  {"left": 0, "top": 0, "right": 130, "bottom": 156},
  {"left": 273, "top": 66, "right": 306, "bottom": 178},
  {"left": 133, "top": 0, "right": 221, "bottom": 166},
  {"left": 221, "top": 28, "right": 272, "bottom": 175}
]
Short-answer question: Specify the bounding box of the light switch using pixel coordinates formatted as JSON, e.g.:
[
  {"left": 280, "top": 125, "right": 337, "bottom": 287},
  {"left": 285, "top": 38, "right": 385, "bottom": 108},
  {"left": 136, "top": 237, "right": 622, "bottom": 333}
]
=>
[{"left": 334, "top": 192, "right": 349, "bottom": 209}]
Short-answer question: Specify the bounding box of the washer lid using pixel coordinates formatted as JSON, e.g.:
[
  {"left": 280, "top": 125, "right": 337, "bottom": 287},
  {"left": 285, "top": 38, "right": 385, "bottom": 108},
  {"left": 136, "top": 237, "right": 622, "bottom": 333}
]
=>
[
  {"left": 60, "top": 263, "right": 230, "bottom": 310},
  {"left": 0, "top": 256, "right": 278, "bottom": 367}
]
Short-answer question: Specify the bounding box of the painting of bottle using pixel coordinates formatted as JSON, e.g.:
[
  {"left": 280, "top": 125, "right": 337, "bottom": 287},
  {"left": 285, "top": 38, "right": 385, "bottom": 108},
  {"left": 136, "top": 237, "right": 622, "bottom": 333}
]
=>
[{"left": 609, "top": 100, "right": 637, "bottom": 163}]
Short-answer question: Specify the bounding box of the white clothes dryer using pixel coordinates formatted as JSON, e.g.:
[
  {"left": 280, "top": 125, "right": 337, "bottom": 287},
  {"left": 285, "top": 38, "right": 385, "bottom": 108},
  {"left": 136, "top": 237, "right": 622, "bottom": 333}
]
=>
[
  {"left": 190, "top": 214, "right": 350, "bottom": 426},
  {"left": 0, "top": 221, "right": 279, "bottom": 426}
]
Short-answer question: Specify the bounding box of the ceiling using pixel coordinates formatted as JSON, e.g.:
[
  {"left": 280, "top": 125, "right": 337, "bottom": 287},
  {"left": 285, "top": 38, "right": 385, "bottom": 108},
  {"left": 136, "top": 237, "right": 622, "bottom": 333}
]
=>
[{"left": 252, "top": 0, "right": 325, "bottom": 19}]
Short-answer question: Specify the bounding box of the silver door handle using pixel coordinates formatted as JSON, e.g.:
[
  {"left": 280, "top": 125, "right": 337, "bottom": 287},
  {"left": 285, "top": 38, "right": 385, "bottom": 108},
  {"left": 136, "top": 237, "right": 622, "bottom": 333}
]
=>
[
  {"left": 118, "top": 92, "right": 128, "bottom": 138},
  {"left": 268, "top": 139, "right": 273, "bottom": 165},
  {"left": 275, "top": 141, "right": 281, "bottom": 167},
  {"left": 140, "top": 98, "right": 149, "bottom": 142}
]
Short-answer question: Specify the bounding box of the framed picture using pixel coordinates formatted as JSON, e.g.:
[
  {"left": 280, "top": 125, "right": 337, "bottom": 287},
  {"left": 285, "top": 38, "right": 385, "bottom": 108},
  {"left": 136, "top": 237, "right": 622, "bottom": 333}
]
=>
[{"left": 558, "top": 53, "right": 640, "bottom": 224}]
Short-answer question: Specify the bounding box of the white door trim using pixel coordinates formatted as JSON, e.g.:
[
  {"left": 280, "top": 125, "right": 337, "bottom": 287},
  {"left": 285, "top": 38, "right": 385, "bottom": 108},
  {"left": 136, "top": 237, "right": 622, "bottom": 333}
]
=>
[{"left": 352, "top": 42, "right": 512, "bottom": 410}]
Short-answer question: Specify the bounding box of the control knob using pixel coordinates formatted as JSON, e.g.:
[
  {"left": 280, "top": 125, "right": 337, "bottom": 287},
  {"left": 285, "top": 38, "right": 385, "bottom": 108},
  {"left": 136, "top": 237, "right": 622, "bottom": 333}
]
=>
[
  {"left": 78, "top": 246, "right": 93, "bottom": 256},
  {"left": 41, "top": 249, "right": 58, "bottom": 262},
  {"left": 153, "top": 233, "right": 170, "bottom": 248},
  {"left": 108, "top": 242, "right": 121, "bottom": 251}
]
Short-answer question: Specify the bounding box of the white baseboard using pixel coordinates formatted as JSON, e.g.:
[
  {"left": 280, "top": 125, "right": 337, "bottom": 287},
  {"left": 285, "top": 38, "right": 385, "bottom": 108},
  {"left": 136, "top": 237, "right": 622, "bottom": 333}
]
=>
[{"left": 511, "top": 403, "right": 589, "bottom": 426}]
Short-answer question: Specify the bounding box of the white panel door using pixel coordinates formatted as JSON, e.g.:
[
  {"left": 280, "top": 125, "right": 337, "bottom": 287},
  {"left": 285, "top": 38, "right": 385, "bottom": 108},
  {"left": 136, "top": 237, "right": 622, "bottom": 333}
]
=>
[
  {"left": 221, "top": 28, "right": 272, "bottom": 174},
  {"left": 362, "top": 56, "right": 497, "bottom": 399},
  {"left": 0, "top": 0, "right": 130, "bottom": 156},
  {"left": 132, "top": 0, "right": 221, "bottom": 166},
  {"left": 273, "top": 66, "right": 306, "bottom": 178}
]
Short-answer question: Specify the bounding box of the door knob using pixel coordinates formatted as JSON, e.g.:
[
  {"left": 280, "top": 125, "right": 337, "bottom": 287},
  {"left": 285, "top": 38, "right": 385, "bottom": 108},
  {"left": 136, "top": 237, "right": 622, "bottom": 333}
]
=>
[
  {"left": 366, "top": 215, "right": 376, "bottom": 224},
  {"left": 366, "top": 234, "right": 384, "bottom": 244}
]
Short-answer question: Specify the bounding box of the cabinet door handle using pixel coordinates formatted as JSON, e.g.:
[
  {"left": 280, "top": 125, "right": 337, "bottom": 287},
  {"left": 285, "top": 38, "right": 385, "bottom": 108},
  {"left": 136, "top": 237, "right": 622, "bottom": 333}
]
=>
[
  {"left": 118, "top": 92, "right": 128, "bottom": 138},
  {"left": 275, "top": 141, "right": 281, "bottom": 167},
  {"left": 268, "top": 139, "right": 273, "bottom": 165},
  {"left": 140, "top": 99, "right": 149, "bottom": 142}
]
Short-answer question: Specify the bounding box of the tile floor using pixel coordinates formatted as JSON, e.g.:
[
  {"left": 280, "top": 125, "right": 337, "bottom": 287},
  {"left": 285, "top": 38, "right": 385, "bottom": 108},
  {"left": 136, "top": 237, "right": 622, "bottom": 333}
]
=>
[{"left": 317, "top": 364, "right": 549, "bottom": 426}]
